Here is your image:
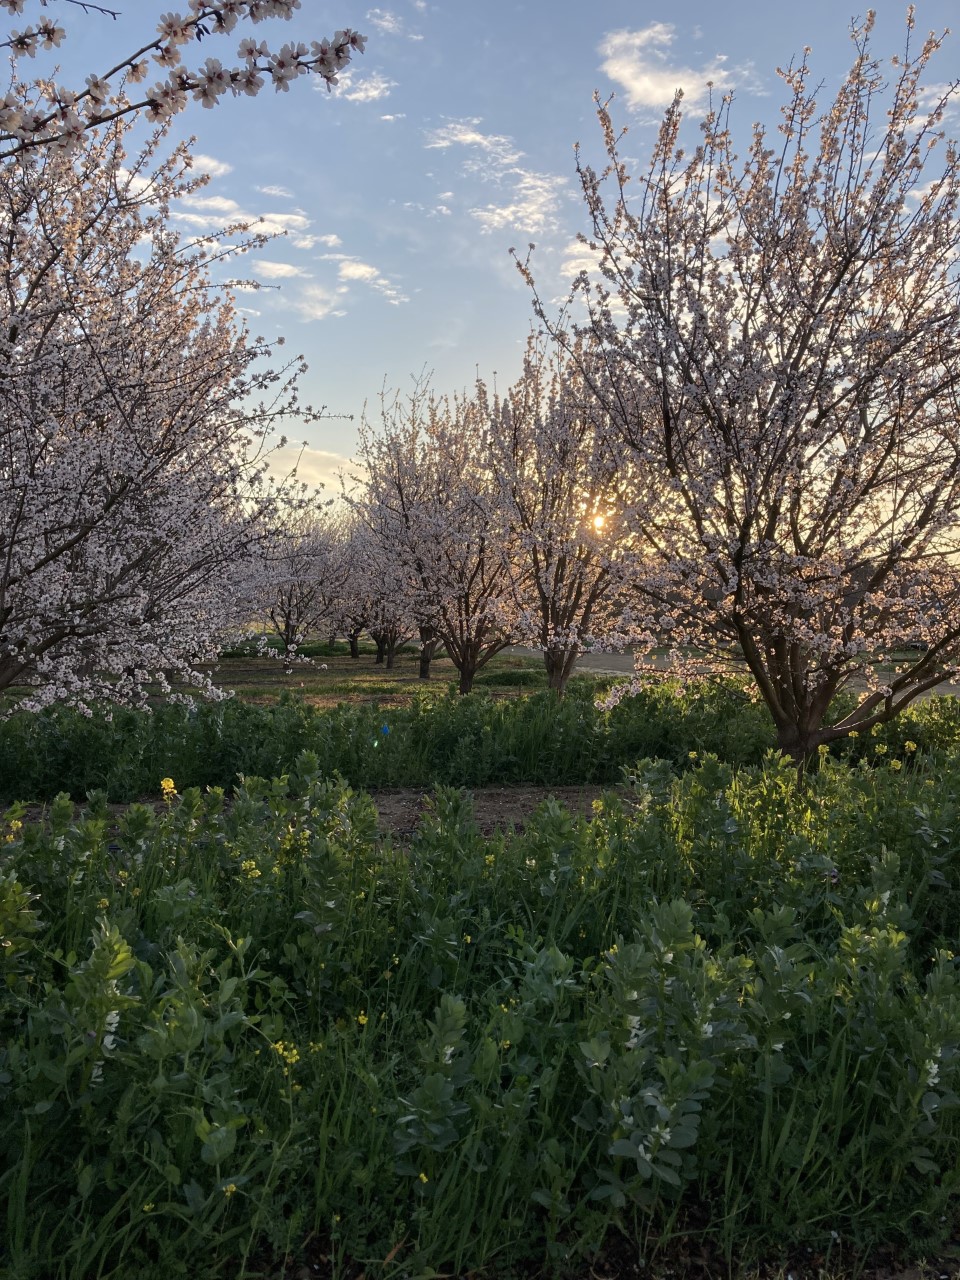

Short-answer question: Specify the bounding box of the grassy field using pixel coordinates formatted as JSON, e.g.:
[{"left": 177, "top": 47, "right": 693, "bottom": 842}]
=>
[{"left": 213, "top": 641, "right": 555, "bottom": 707}]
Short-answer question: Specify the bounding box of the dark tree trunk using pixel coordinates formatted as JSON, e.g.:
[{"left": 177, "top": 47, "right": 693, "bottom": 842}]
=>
[
  {"left": 418, "top": 624, "right": 439, "bottom": 680},
  {"left": 372, "top": 633, "right": 386, "bottom": 665},
  {"left": 458, "top": 666, "right": 475, "bottom": 695},
  {"left": 348, "top": 629, "right": 361, "bottom": 660},
  {"left": 544, "top": 645, "right": 579, "bottom": 695}
]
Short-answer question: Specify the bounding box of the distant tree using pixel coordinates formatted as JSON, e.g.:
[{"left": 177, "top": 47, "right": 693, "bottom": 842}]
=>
[
  {"left": 356, "top": 382, "right": 517, "bottom": 694},
  {"left": 0, "top": 2, "right": 366, "bottom": 158},
  {"left": 489, "top": 333, "right": 642, "bottom": 693},
  {"left": 256, "top": 494, "right": 351, "bottom": 655},
  {"left": 0, "top": 116, "right": 305, "bottom": 712},
  {"left": 524, "top": 11, "right": 960, "bottom": 758}
]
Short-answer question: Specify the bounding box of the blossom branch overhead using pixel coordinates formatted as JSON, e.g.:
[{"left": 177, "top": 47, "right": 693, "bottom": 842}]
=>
[{"left": 0, "top": 1, "right": 366, "bottom": 156}]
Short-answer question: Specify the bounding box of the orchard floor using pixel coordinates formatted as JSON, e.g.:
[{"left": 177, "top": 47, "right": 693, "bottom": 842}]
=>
[{"left": 370, "top": 783, "right": 609, "bottom": 841}]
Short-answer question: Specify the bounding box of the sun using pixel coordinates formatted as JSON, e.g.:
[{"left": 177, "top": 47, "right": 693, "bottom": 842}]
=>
[{"left": 592, "top": 514, "right": 606, "bottom": 530}]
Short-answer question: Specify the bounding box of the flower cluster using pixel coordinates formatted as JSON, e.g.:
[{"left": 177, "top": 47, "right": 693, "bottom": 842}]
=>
[{"left": 0, "top": 3, "right": 366, "bottom": 155}]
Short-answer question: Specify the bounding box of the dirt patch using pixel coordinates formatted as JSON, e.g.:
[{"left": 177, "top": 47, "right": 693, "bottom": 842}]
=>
[{"left": 369, "top": 784, "right": 613, "bottom": 842}]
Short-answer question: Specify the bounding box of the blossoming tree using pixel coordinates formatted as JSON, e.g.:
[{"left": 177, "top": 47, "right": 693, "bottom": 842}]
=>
[
  {"left": 528, "top": 11, "right": 960, "bottom": 758},
  {"left": 489, "top": 333, "right": 643, "bottom": 693},
  {"left": 255, "top": 493, "right": 352, "bottom": 655},
  {"left": 0, "top": 116, "right": 309, "bottom": 712},
  {"left": 355, "top": 382, "right": 518, "bottom": 693},
  {"left": 0, "top": 2, "right": 365, "bottom": 156}
]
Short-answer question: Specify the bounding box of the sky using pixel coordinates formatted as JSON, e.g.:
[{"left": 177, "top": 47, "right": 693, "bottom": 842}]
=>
[{"left": 25, "top": 0, "right": 960, "bottom": 489}]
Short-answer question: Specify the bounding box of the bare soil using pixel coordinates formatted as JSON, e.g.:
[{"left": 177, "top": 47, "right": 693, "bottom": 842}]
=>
[{"left": 369, "top": 783, "right": 612, "bottom": 841}]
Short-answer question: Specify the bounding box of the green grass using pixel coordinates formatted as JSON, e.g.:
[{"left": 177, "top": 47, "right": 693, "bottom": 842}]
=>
[
  {"left": 2, "top": 751, "right": 960, "bottom": 1278},
  {"left": 212, "top": 644, "right": 552, "bottom": 706}
]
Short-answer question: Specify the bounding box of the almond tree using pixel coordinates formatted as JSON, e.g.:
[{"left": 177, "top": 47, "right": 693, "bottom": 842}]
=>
[
  {"left": 255, "top": 494, "right": 352, "bottom": 655},
  {"left": 489, "top": 333, "right": 642, "bottom": 693},
  {"left": 0, "top": 115, "right": 308, "bottom": 712},
  {"left": 0, "top": 2, "right": 366, "bottom": 158},
  {"left": 527, "top": 11, "right": 960, "bottom": 759},
  {"left": 356, "top": 382, "right": 518, "bottom": 694}
]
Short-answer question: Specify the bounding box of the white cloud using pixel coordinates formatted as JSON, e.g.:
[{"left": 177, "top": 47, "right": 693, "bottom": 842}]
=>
[
  {"left": 290, "top": 284, "right": 347, "bottom": 321},
  {"left": 189, "top": 153, "right": 233, "bottom": 177},
  {"left": 380, "top": 112, "right": 406, "bottom": 122},
  {"left": 251, "top": 260, "right": 306, "bottom": 279},
  {"left": 268, "top": 445, "right": 352, "bottom": 490},
  {"left": 177, "top": 193, "right": 240, "bottom": 215},
  {"left": 423, "top": 118, "right": 569, "bottom": 236},
  {"left": 402, "top": 199, "right": 451, "bottom": 219},
  {"left": 559, "top": 238, "right": 596, "bottom": 276},
  {"left": 317, "top": 233, "right": 343, "bottom": 248},
  {"left": 257, "top": 184, "right": 294, "bottom": 199},
  {"left": 470, "top": 171, "right": 568, "bottom": 236},
  {"left": 425, "top": 118, "right": 522, "bottom": 168},
  {"left": 338, "top": 260, "right": 380, "bottom": 282},
  {"left": 341, "top": 71, "right": 397, "bottom": 102},
  {"left": 333, "top": 256, "right": 409, "bottom": 304},
  {"left": 598, "top": 24, "right": 759, "bottom": 113},
  {"left": 366, "top": 7, "right": 403, "bottom": 34},
  {"left": 365, "top": 7, "right": 423, "bottom": 38},
  {"left": 175, "top": 191, "right": 320, "bottom": 249}
]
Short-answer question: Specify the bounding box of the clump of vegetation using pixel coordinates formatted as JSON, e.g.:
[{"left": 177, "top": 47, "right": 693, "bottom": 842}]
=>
[
  {"left": 2, "top": 751, "right": 959, "bottom": 1279},
  {"left": 0, "top": 678, "right": 780, "bottom": 803}
]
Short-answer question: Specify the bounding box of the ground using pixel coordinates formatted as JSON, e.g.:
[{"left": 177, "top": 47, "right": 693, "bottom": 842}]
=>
[{"left": 369, "top": 783, "right": 611, "bottom": 841}]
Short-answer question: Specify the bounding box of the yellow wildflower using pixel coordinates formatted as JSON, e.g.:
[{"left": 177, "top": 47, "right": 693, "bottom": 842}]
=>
[
  {"left": 96, "top": 898, "right": 109, "bottom": 910},
  {"left": 160, "top": 777, "right": 177, "bottom": 801},
  {"left": 357, "top": 1010, "right": 369, "bottom": 1026},
  {"left": 904, "top": 740, "right": 917, "bottom": 753},
  {"left": 223, "top": 1184, "right": 237, "bottom": 1198},
  {"left": 418, "top": 1172, "right": 429, "bottom": 1183}
]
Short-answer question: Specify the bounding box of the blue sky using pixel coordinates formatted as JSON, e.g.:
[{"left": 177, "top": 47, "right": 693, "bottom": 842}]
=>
[{"left": 32, "top": 1, "right": 960, "bottom": 487}]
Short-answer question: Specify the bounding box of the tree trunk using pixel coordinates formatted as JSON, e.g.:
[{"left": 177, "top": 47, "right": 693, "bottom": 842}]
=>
[
  {"left": 385, "top": 642, "right": 397, "bottom": 670},
  {"left": 373, "top": 633, "right": 386, "bottom": 665},
  {"left": 544, "top": 645, "right": 579, "bottom": 695},
  {"left": 348, "top": 630, "right": 361, "bottom": 660},
  {"left": 418, "top": 625, "right": 439, "bottom": 680},
  {"left": 458, "top": 665, "right": 475, "bottom": 694}
]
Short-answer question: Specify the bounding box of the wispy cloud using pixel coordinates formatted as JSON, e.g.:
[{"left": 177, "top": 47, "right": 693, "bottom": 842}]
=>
[
  {"left": 324, "top": 254, "right": 409, "bottom": 305},
  {"left": 290, "top": 284, "right": 347, "bottom": 322},
  {"left": 380, "top": 112, "right": 406, "bottom": 122},
  {"left": 470, "top": 172, "right": 568, "bottom": 236},
  {"left": 365, "top": 7, "right": 422, "bottom": 38},
  {"left": 174, "top": 191, "right": 320, "bottom": 248},
  {"left": 598, "top": 24, "right": 759, "bottom": 113},
  {"left": 425, "top": 118, "right": 522, "bottom": 169},
  {"left": 189, "top": 152, "right": 233, "bottom": 177},
  {"left": 366, "top": 7, "right": 403, "bottom": 34},
  {"left": 257, "top": 183, "right": 294, "bottom": 199},
  {"left": 251, "top": 260, "right": 306, "bottom": 279},
  {"left": 341, "top": 70, "right": 397, "bottom": 102},
  {"left": 423, "top": 118, "right": 569, "bottom": 236}
]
